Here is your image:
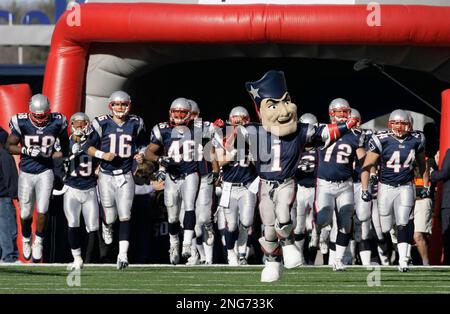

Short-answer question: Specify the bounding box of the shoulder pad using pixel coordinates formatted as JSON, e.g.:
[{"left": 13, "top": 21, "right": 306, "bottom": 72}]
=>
[
  {"left": 158, "top": 122, "right": 170, "bottom": 129},
  {"left": 410, "top": 131, "right": 422, "bottom": 138},
  {"left": 95, "top": 115, "right": 109, "bottom": 122},
  {"left": 16, "top": 113, "right": 29, "bottom": 120},
  {"left": 129, "top": 114, "right": 139, "bottom": 121}
]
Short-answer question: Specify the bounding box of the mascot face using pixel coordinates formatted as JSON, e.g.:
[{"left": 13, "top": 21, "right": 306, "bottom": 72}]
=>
[
  {"left": 259, "top": 92, "right": 297, "bottom": 136},
  {"left": 246, "top": 70, "right": 298, "bottom": 136}
]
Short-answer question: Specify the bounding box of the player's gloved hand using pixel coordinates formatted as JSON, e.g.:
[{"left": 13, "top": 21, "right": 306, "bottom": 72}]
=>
[
  {"left": 299, "top": 160, "right": 314, "bottom": 173},
  {"left": 419, "top": 186, "right": 431, "bottom": 199},
  {"left": 21, "top": 145, "right": 41, "bottom": 157},
  {"left": 213, "top": 118, "right": 225, "bottom": 128},
  {"left": 361, "top": 189, "right": 372, "bottom": 202},
  {"left": 155, "top": 170, "right": 166, "bottom": 182},
  {"left": 369, "top": 174, "right": 378, "bottom": 194},
  {"left": 157, "top": 156, "right": 173, "bottom": 168},
  {"left": 209, "top": 171, "right": 220, "bottom": 185},
  {"left": 62, "top": 157, "right": 71, "bottom": 174},
  {"left": 71, "top": 142, "right": 81, "bottom": 155}
]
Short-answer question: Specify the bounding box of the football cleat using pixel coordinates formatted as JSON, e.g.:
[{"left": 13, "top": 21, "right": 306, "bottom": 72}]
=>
[
  {"left": 169, "top": 242, "right": 180, "bottom": 265},
  {"left": 31, "top": 238, "right": 43, "bottom": 263},
  {"left": 181, "top": 243, "right": 191, "bottom": 259},
  {"left": 332, "top": 259, "right": 346, "bottom": 272},
  {"left": 102, "top": 223, "right": 113, "bottom": 245},
  {"left": 71, "top": 256, "right": 84, "bottom": 270},
  {"left": 282, "top": 244, "right": 303, "bottom": 269},
  {"left": 398, "top": 257, "right": 410, "bottom": 273},
  {"left": 238, "top": 253, "right": 248, "bottom": 265},
  {"left": 116, "top": 254, "right": 129, "bottom": 270},
  {"left": 186, "top": 250, "right": 200, "bottom": 266},
  {"left": 227, "top": 251, "right": 239, "bottom": 266},
  {"left": 22, "top": 238, "right": 32, "bottom": 261},
  {"left": 261, "top": 261, "right": 283, "bottom": 283}
]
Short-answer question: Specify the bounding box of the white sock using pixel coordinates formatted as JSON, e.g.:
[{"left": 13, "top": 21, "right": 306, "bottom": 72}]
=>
[
  {"left": 119, "top": 240, "right": 129, "bottom": 256},
  {"left": 204, "top": 243, "right": 213, "bottom": 264},
  {"left": 398, "top": 242, "right": 409, "bottom": 262},
  {"left": 169, "top": 234, "right": 179, "bottom": 245},
  {"left": 360, "top": 250, "right": 371, "bottom": 266},
  {"left": 22, "top": 236, "right": 31, "bottom": 243},
  {"left": 328, "top": 249, "right": 335, "bottom": 265},
  {"left": 35, "top": 235, "right": 44, "bottom": 244},
  {"left": 407, "top": 243, "right": 412, "bottom": 259},
  {"left": 197, "top": 244, "right": 206, "bottom": 261},
  {"left": 183, "top": 230, "right": 195, "bottom": 245},
  {"left": 71, "top": 248, "right": 82, "bottom": 260},
  {"left": 335, "top": 244, "right": 347, "bottom": 260},
  {"left": 237, "top": 225, "right": 249, "bottom": 255}
]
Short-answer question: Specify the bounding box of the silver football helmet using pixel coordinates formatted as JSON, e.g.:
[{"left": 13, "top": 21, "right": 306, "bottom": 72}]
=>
[
  {"left": 29, "top": 94, "right": 51, "bottom": 127},
  {"left": 228, "top": 106, "right": 250, "bottom": 126},
  {"left": 328, "top": 98, "right": 351, "bottom": 123},
  {"left": 299, "top": 113, "right": 318, "bottom": 126},
  {"left": 108, "top": 90, "right": 131, "bottom": 119},
  {"left": 169, "top": 97, "right": 191, "bottom": 126},
  {"left": 187, "top": 99, "right": 200, "bottom": 120},
  {"left": 388, "top": 109, "right": 411, "bottom": 138},
  {"left": 349, "top": 108, "right": 361, "bottom": 128},
  {"left": 70, "top": 112, "right": 90, "bottom": 138}
]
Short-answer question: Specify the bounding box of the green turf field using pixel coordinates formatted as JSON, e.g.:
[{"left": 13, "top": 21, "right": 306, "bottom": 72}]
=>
[{"left": 0, "top": 264, "right": 449, "bottom": 294}]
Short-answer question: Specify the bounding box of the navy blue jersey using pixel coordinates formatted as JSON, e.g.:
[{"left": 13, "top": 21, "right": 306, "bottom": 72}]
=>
[
  {"left": 353, "top": 129, "right": 373, "bottom": 182},
  {"left": 9, "top": 112, "right": 67, "bottom": 174},
  {"left": 295, "top": 149, "right": 317, "bottom": 188},
  {"left": 317, "top": 129, "right": 364, "bottom": 182},
  {"left": 241, "top": 122, "right": 326, "bottom": 181},
  {"left": 150, "top": 121, "right": 201, "bottom": 176},
  {"left": 65, "top": 138, "right": 97, "bottom": 190},
  {"left": 88, "top": 114, "right": 146, "bottom": 174},
  {"left": 368, "top": 130, "right": 425, "bottom": 186}
]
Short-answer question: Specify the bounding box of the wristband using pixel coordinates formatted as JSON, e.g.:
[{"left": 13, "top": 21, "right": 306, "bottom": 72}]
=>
[{"left": 95, "top": 150, "right": 105, "bottom": 160}]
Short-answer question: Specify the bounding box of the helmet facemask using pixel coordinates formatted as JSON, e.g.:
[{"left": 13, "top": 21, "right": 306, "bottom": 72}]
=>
[
  {"left": 30, "top": 110, "right": 50, "bottom": 127},
  {"left": 170, "top": 109, "right": 191, "bottom": 126},
  {"left": 109, "top": 102, "right": 130, "bottom": 119},
  {"left": 71, "top": 119, "right": 90, "bottom": 140},
  {"left": 389, "top": 120, "right": 411, "bottom": 138},
  {"left": 329, "top": 107, "right": 351, "bottom": 124}
]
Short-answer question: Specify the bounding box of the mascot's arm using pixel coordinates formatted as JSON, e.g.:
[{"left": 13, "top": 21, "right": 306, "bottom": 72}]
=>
[{"left": 308, "top": 118, "right": 358, "bottom": 149}]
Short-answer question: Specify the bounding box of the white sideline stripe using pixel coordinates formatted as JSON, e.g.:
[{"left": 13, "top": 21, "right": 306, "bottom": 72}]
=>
[
  {"left": 2, "top": 282, "right": 449, "bottom": 288},
  {"left": 1, "top": 263, "right": 450, "bottom": 269}
]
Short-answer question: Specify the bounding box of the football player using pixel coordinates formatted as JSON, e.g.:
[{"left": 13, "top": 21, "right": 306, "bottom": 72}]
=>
[
  {"left": 63, "top": 112, "right": 99, "bottom": 270},
  {"left": 86, "top": 91, "right": 146, "bottom": 270},
  {"left": 186, "top": 99, "right": 218, "bottom": 265},
  {"left": 314, "top": 99, "right": 366, "bottom": 271},
  {"left": 291, "top": 113, "right": 319, "bottom": 265},
  {"left": 7, "top": 94, "right": 69, "bottom": 262},
  {"left": 239, "top": 71, "right": 357, "bottom": 282},
  {"left": 215, "top": 106, "right": 257, "bottom": 265},
  {"left": 349, "top": 108, "right": 375, "bottom": 265},
  {"left": 361, "top": 109, "right": 427, "bottom": 272},
  {"left": 145, "top": 98, "right": 201, "bottom": 265}
]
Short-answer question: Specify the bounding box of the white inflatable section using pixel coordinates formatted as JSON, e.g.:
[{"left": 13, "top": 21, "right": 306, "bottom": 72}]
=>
[
  {"left": 361, "top": 111, "right": 435, "bottom": 132},
  {"left": 84, "top": 43, "right": 450, "bottom": 118}
]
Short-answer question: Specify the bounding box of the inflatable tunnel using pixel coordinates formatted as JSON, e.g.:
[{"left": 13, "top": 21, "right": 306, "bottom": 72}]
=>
[{"left": 0, "top": 3, "right": 449, "bottom": 263}]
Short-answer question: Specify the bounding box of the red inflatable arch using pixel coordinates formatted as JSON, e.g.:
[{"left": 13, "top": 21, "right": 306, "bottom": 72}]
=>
[{"left": 4, "top": 3, "right": 450, "bottom": 263}]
